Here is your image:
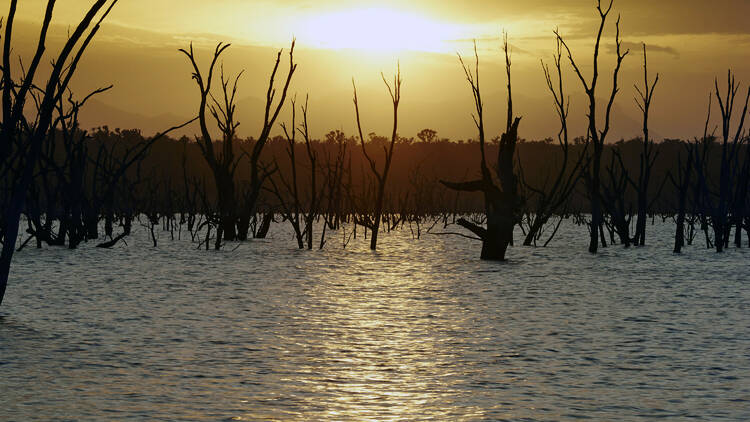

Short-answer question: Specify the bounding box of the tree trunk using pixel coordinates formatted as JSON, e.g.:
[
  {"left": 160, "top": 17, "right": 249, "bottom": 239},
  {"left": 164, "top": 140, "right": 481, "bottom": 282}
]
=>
[
  {"left": 674, "top": 210, "right": 686, "bottom": 254},
  {"left": 481, "top": 198, "right": 514, "bottom": 260},
  {"left": 255, "top": 213, "right": 273, "bottom": 239},
  {"left": 635, "top": 195, "right": 647, "bottom": 246},
  {"left": 370, "top": 184, "right": 386, "bottom": 250},
  {"left": 0, "top": 223, "right": 19, "bottom": 307},
  {"left": 236, "top": 215, "right": 250, "bottom": 241}
]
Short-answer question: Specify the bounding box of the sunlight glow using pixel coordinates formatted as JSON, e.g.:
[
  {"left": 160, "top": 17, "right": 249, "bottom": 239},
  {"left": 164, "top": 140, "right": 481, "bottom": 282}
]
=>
[{"left": 296, "top": 7, "right": 467, "bottom": 53}]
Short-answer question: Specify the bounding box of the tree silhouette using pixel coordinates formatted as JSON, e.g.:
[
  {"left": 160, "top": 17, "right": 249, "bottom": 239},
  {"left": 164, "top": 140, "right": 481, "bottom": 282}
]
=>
[
  {"left": 521, "top": 35, "right": 587, "bottom": 247},
  {"left": 441, "top": 36, "right": 523, "bottom": 261},
  {"left": 180, "top": 40, "right": 296, "bottom": 248},
  {"left": 632, "top": 43, "right": 660, "bottom": 246},
  {"left": 556, "top": 0, "right": 628, "bottom": 254},
  {"left": 352, "top": 65, "right": 402, "bottom": 250},
  {"left": 0, "top": 0, "right": 119, "bottom": 307}
]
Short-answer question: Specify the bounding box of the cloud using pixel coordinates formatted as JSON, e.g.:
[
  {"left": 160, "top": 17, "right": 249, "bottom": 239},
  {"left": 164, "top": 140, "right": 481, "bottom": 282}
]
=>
[
  {"left": 610, "top": 41, "right": 680, "bottom": 58},
  {"left": 447, "top": 37, "right": 533, "bottom": 56},
  {"left": 440, "top": 1, "right": 750, "bottom": 38}
]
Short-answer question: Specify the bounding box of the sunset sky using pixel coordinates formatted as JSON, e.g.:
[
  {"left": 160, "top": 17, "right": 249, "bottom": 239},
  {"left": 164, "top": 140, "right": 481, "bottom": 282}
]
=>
[{"left": 11, "top": 1, "right": 750, "bottom": 141}]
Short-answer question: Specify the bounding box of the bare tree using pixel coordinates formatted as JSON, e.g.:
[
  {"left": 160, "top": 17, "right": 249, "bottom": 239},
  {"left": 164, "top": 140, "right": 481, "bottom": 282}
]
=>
[
  {"left": 691, "top": 73, "right": 750, "bottom": 252},
  {"left": 0, "top": 0, "right": 118, "bottom": 307},
  {"left": 632, "top": 43, "right": 660, "bottom": 246},
  {"left": 33, "top": 84, "right": 113, "bottom": 249},
  {"left": 601, "top": 147, "right": 632, "bottom": 247},
  {"left": 352, "top": 65, "right": 402, "bottom": 250},
  {"left": 240, "top": 42, "right": 297, "bottom": 241},
  {"left": 320, "top": 130, "right": 350, "bottom": 247},
  {"left": 521, "top": 35, "right": 587, "bottom": 247},
  {"left": 180, "top": 43, "right": 240, "bottom": 248},
  {"left": 441, "top": 37, "right": 523, "bottom": 260},
  {"left": 733, "top": 130, "right": 750, "bottom": 248},
  {"left": 712, "top": 71, "right": 749, "bottom": 251},
  {"left": 297, "top": 96, "right": 324, "bottom": 249},
  {"left": 671, "top": 144, "right": 694, "bottom": 253},
  {"left": 180, "top": 40, "right": 296, "bottom": 248},
  {"left": 556, "top": 0, "right": 628, "bottom": 253},
  {"left": 269, "top": 96, "right": 305, "bottom": 248}
]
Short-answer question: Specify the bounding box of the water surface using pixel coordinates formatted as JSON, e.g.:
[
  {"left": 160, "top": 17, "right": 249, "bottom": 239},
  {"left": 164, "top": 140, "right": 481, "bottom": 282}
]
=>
[{"left": 2, "top": 221, "right": 749, "bottom": 420}]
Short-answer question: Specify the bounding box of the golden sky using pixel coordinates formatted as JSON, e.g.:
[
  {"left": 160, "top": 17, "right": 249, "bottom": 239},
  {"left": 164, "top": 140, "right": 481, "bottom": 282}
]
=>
[{"left": 10, "top": 1, "right": 750, "bottom": 140}]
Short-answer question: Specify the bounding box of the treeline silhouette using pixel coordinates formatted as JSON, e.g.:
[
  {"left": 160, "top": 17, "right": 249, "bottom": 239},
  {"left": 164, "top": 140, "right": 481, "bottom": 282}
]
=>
[
  {"left": 3, "top": 0, "right": 750, "bottom": 308},
  {"left": 19, "top": 126, "right": 745, "bottom": 248}
]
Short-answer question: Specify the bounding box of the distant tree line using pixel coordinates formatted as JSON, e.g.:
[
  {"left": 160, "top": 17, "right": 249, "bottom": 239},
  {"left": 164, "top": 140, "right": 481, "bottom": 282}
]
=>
[{"left": 14, "top": 124, "right": 747, "bottom": 249}]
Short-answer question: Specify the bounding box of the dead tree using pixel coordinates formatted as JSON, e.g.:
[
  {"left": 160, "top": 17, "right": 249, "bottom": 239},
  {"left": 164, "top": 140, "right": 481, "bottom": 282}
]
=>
[
  {"left": 734, "top": 135, "right": 750, "bottom": 248},
  {"left": 23, "top": 85, "right": 107, "bottom": 249},
  {"left": 671, "top": 144, "right": 694, "bottom": 253},
  {"left": 40, "top": 85, "right": 112, "bottom": 249},
  {"left": 692, "top": 72, "right": 750, "bottom": 252},
  {"left": 632, "top": 43, "right": 660, "bottom": 246},
  {"left": 556, "top": 0, "right": 628, "bottom": 254},
  {"left": 601, "top": 148, "right": 632, "bottom": 247},
  {"left": 297, "top": 96, "right": 324, "bottom": 249},
  {"left": 240, "top": 42, "right": 297, "bottom": 241},
  {"left": 441, "top": 37, "right": 523, "bottom": 261},
  {"left": 522, "top": 35, "right": 587, "bottom": 247},
  {"left": 693, "top": 135, "right": 717, "bottom": 250},
  {"left": 320, "top": 130, "right": 350, "bottom": 248},
  {"left": 713, "top": 71, "right": 749, "bottom": 251},
  {"left": 181, "top": 41, "right": 296, "bottom": 248},
  {"left": 270, "top": 95, "right": 325, "bottom": 249},
  {"left": 352, "top": 65, "right": 402, "bottom": 250},
  {"left": 88, "top": 123, "right": 195, "bottom": 249},
  {"left": 180, "top": 43, "right": 241, "bottom": 248},
  {"left": 269, "top": 97, "right": 305, "bottom": 248},
  {"left": 0, "top": 0, "right": 118, "bottom": 308}
]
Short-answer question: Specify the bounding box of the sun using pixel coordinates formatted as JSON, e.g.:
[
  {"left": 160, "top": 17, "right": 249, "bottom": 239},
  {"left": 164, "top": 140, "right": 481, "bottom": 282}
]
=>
[{"left": 296, "top": 7, "right": 464, "bottom": 54}]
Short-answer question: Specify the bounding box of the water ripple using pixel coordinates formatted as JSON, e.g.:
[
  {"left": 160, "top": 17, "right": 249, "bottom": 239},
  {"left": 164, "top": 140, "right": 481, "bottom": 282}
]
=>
[{"left": 1, "top": 221, "right": 749, "bottom": 420}]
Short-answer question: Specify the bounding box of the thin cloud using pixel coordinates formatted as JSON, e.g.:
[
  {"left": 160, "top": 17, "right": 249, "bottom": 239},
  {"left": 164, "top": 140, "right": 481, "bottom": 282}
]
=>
[
  {"left": 607, "top": 41, "right": 680, "bottom": 58},
  {"left": 447, "top": 37, "right": 533, "bottom": 56}
]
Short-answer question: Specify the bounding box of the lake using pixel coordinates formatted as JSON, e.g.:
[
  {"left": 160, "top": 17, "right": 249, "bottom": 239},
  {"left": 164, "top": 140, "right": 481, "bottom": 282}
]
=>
[{"left": 1, "top": 219, "right": 749, "bottom": 420}]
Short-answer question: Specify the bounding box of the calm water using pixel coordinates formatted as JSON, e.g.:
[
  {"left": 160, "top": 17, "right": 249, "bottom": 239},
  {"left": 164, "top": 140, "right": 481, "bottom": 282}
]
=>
[{"left": 1, "top": 220, "right": 749, "bottom": 421}]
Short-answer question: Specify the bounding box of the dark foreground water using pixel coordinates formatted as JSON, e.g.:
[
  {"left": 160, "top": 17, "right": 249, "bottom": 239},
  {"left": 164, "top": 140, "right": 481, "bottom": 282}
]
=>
[{"left": 1, "top": 220, "right": 749, "bottom": 421}]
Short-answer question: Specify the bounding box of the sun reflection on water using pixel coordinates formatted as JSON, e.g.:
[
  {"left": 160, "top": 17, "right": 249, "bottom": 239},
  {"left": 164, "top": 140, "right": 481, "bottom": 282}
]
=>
[{"left": 243, "top": 236, "right": 489, "bottom": 420}]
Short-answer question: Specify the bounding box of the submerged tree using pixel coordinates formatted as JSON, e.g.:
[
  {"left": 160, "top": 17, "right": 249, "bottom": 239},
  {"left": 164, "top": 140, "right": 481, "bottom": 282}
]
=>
[
  {"left": 441, "top": 37, "right": 523, "bottom": 261},
  {"left": 180, "top": 40, "right": 296, "bottom": 248},
  {"left": 352, "top": 65, "right": 402, "bottom": 250},
  {"left": 632, "top": 43, "right": 660, "bottom": 246},
  {"left": 180, "top": 43, "right": 240, "bottom": 247},
  {"left": 270, "top": 95, "right": 324, "bottom": 249},
  {"left": 556, "top": 0, "right": 628, "bottom": 253},
  {"left": 0, "top": 0, "right": 119, "bottom": 307},
  {"left": 671, "top": 144, "right": 694, "bottom": 253},
  {"left": 707, "top": 71, "right": 749, "bottom": 252},
  {"left": 521, "top": 35, "right": 587, "bottom": 247}
]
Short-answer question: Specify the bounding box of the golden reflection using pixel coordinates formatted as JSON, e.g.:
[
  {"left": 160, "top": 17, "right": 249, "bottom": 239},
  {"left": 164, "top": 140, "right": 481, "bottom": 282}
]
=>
[{"left": 290, "top": 238, "right": 484, "bottom": 420}]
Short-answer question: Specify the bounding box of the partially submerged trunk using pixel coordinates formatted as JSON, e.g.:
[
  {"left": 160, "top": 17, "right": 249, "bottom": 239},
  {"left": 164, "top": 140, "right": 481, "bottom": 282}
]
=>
[
  {"left": 255, "top": 212, "right": 273, "bottom": 239},
  {"left": 557, "top": 1, "right": 628, "bottom": 254},
  {"left": 352, "top": 67, "right": 402, "bottom": 251},
  {"left": 483, "top": 169, "right": 520, "bottom": 259},
  {"left": 0, "top": 0, "right": 120, "bottom": 307},
  {"left": 672, "top": 147, "right": 693, "bottom": 253},
  {"left": 180, "top": 40, "right": 296, "bottom": 249},
  {"left": 441, "top": 37, "right": 522, "bottom": 261}
]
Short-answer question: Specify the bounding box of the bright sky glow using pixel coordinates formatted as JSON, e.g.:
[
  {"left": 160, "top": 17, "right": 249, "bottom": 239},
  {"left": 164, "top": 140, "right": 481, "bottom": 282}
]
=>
[
  {"left": 294, "top": 7, "right": 469, "bottom": 53},
  {"left": 11, "top": 0, "right": 749, "bottom": 142}
]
